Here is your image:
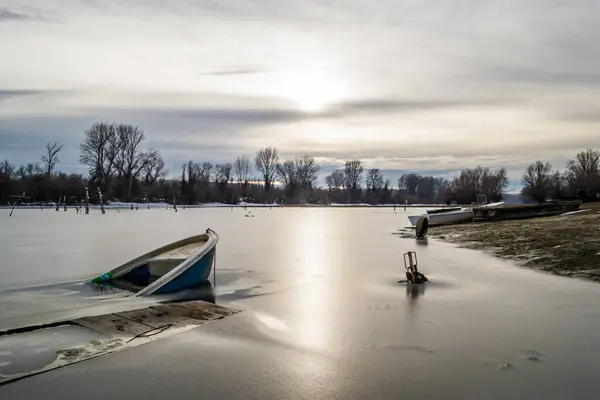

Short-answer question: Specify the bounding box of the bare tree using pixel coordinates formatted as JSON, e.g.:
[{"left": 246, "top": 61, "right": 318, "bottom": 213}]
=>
[
  {"left": 20, "top": 162, "right": 42, "bottom": 177},
  {"left": 255, "top": 146, "right": 279, "bottom": 191},
  {"left": 451, "top": 166, "right": 509, "bottom": 203},
  {"left": 112, "top": 124, "right": 150, "bottom": 199},
  {"left": 0, "top": 160, "right": 15, "bottom": 204},
  {"left": 234, "top": 155, "right": 251, "bottom": 188},
  {"left": 294, "top": 155, "right": 319, "bottom": 188},
  {"left": 565, "top": 149, "right": 600, "bottom": 193},
  {"left": 41, "top": 141, "right": 63, "bottom": 177},
  {"left": 215, "top": 163, "right": 233, "bottom": 190},
  {"left": 521, "top": 161, "right": 553, "bottom": 203},
  {"left": 180, "top": 161, "right": 200, "bottom": 203},
  {"left": 344, "top": 160, "right": 363, "bottom": 192},
  {"left": 198, "top": 162, "right": 213, "bottom": 184},
  {"left": 276, "top": 160, "right": 297, "bottom": 190},
  {"left": 325, "top": 170, "right": 345, "bottom": 191},
  {"left": 550, "top": 171, "right": 567, "bottom": 199},
  {"left": 140, "top": 149, "right": 167, "bottom": 185},
  {"left": 0, "top": 159, "right": 14, "bottom": 179},
  {"left": 366, "top": 168, "right": 384, "bottom": 192},
  {"left": 79, "top": 122, "right": 119, "bottom": 191},
  {"left": 398, "top": 173, "right": 421, "bottom": 196},
  {"left": 483, "top": 167, "right": 509, "bottom": 201}
]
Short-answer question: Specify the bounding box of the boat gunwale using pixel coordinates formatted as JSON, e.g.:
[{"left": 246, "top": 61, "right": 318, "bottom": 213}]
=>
[
  {"left": 93, "top": 232, "right": 217, "bottom": 290},
  {"left": 408, "top": 208, "right": 474, "bottom": 227},
  {"left": 134, "top": 231, "right": 219, "bottom": 297}
]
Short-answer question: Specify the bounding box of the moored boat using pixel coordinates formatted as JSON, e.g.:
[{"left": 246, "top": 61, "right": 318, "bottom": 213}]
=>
[
  {"left": 408, "top": 208, "right": 474, "bottom": 227},
  {"left": 478, "top": 201, "right": 505, "bottom": 208},
  {"left": 473, "top": 200, "right": 580, "bottom": 221},
  {"left": 91, "top": 229, "right": 219, "bottom": 296},
  {"left": 426, "top": 207, "right": 462, "bottom": 214}
]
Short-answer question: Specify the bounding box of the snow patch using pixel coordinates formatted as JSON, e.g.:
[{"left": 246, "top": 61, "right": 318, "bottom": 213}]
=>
[{"left": 560, "top": 209, "right": 590, "bottom": 216}]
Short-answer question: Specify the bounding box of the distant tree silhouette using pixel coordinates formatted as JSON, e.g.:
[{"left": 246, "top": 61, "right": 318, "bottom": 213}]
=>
[
  {"left": 255, "top": 147, "right": 279, "bottom": 191},
  {"left": 565, "top": 149, "right": 600, "bottom": 200},
  {"left": 2, "top": 124, "right": 598, "bottom": 206},
  {"left": 41, "top": 141, "right": 63, "bottom": 177},
  {"left": 521, "top": 161, "right": 553, "bottom": 203}
]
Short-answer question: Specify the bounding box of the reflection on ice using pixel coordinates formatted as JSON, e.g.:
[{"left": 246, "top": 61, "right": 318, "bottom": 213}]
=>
[
  {"left": 293, "top": 210, "right": 330, "bottom": 351},
  {"left": 406, "top": 282, "right": 426, "bottom": 299},
  {"left": 253, "top": 312, "right": 289, "bottom": 332}
]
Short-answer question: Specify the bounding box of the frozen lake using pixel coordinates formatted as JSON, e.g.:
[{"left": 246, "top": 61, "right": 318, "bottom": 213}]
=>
[{"left": 1, "top": 207, "right": 600, "bottom": 399}]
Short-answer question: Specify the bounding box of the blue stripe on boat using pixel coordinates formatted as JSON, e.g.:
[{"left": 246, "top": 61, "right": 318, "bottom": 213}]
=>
[{"left": 152, "top": 248, "right": 215, "bottom": 295}]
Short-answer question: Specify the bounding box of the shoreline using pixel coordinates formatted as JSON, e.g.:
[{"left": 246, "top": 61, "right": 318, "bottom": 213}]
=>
[
  {"left": 429, "top": 203, "right": 600, "bottom": 282},
  {"left": 0, "top": 203, "right": 451, "bottom": 210}
]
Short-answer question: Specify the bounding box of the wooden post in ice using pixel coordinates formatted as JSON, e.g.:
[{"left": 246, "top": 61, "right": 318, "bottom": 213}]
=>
[
  {"left": 84, "top": 187, "right": 90, "bottom": 214},
  {"left": 97, "top": 187, "right": 105, "bottom": 214},
  {"left": 9, "top": 192, "right": 26, "bottom": 217}
]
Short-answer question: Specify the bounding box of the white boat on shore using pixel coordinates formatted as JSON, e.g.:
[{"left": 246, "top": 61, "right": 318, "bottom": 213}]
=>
[
  {"left": 408, "top": 208, "right": 474, "bottom": 227},
  {"left": 477, "top": 201, "right": 505, "bottom": 208}
]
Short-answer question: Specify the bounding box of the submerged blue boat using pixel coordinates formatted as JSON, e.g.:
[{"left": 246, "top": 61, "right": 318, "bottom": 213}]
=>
[{"left": 91, "top": 229, "right": 219, "bottom": 296}]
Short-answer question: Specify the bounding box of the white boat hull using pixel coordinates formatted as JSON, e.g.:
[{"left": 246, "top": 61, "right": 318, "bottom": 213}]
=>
[
  {"left": 408, "top": 208, "right": 474, "bottom": 227},
  {"left": 479, "top": 201, "right": 504, "bottom": 208},
  {"left": 91, "top": 230, "right": 219, "bottom": 296}
]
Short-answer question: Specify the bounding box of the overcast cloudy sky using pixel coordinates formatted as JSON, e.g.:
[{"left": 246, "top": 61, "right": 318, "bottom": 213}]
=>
[{"left": 1, "top": 0, "right": 599, "bottom": 189}]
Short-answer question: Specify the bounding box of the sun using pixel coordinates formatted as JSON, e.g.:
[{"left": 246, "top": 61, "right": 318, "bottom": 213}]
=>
[{"left": 276, "top": 69, "right": 344, "bottom": 113}]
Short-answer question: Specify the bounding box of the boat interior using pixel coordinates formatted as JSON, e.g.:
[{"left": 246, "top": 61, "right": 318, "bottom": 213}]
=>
[{"left": 103, "top": 240, "right": 208, "bottom": 293}]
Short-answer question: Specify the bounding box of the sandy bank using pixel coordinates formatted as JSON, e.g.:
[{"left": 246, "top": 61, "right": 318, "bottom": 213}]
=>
[{"left": 429, "top": 203, "right": 600, "bottom": 282}]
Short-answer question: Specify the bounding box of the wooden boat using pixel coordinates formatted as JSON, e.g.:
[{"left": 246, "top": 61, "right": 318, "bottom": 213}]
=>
[
  {"left": 90, "top": 229, "right": 219, "bottom": 296},
  {"left": 408, "top": 208, "right": 474, "bottom": 227},
  {"left": 426, "top": 207, "right": 461, "bottom": 214},
  {"left": 478, "top": 201, "right": 505, "bottom": 208},
  {"left": 426, "top": 202, "right": 503, "bottom": 215},
  {"left": 473, "top": 200, "right": 580, "bottom": 221}
]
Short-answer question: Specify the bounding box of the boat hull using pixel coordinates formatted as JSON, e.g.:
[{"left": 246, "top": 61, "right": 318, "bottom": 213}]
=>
[
  {"left": 151, "top": 248, "right": 215, "bottom": 295},
  {"left": 426, "top": 207, "right": 461, "bottom": 214},
  {"left": 91, "top": 230, "right": 219, "bottom": 297},
  {"left": 408, "top": 209, "right": 474, "bottom": 227},
  {"left": 473, "top": 201, "right": 580, "bottom": 221}
]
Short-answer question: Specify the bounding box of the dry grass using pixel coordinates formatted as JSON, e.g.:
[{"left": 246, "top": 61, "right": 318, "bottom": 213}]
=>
[{"left": 429, "top": 203, "right": 600, "bottom": 282}]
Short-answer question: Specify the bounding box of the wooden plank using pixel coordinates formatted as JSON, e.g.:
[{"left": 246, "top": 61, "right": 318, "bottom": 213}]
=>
[
  {"left": 0, "top": 301, "right": 240, "bottom": 387},
  {"left": 75, "top": 314, "right": 149, "bottom": 338},
  {"left": 152, "top": 300, "right": 237, "bottom": 321},
  {"left": 113, "top": 307, "right": 197, "bottom": 329}
]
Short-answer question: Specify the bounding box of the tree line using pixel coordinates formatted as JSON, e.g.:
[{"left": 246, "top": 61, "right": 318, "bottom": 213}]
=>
[
  {"left": 520, "top": 149, "right": 600, "bottom": 203},
  {"left": 0, "top": 122, "right": 598, "bottom": 205}
]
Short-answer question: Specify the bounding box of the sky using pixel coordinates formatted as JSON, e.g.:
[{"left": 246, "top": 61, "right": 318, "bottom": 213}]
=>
[{"left": 1, "top": 0, "right": 600, "bottom": 190}]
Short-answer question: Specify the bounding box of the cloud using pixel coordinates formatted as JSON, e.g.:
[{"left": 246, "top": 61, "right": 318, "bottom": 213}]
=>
[
  {"left": 319, "top": 97, "right": 510, "bottom": 119},
  {"left": 0, "top": 7, "right": 44, "bottom": 22},
  {"left": 0, "top": 89, "right": 75, "bottom": 106},
  {"left": 2, "top": 0, "right": 600, "bottom": 188},
  {"left": 200, "top": 67, "right": 268, "bottom": 76},
  {"left": 560, "top": 111, "right": 600, "bottom": 122},
  {"left": 470, "top": 67, "right": 600, "bottom": 88},
  {"left": 0, "top": 90, "right": 43, "bottom": 102}
]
